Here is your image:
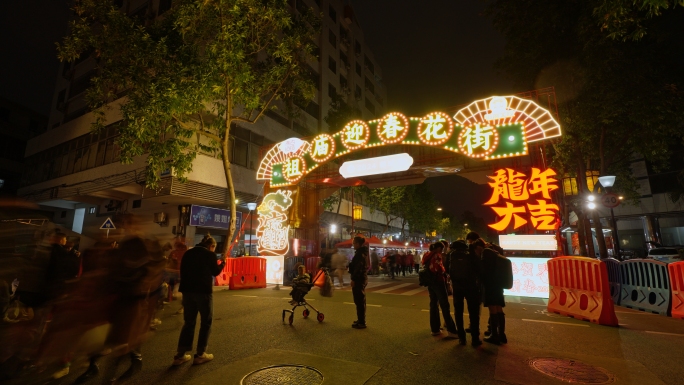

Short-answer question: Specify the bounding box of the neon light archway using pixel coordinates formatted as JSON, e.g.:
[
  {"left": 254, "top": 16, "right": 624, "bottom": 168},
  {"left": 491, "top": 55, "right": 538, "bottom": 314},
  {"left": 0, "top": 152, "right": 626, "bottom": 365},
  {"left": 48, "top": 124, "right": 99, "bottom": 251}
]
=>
[{"left": 257, "top": 95, "right": 562, "bottom": 188}]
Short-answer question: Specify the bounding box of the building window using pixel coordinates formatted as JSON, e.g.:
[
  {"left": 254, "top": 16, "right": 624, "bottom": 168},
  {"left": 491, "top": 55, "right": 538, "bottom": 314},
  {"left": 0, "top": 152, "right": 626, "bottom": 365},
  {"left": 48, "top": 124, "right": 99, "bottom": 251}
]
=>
[
  {"left": 328, "top": 56, "right": 337, "bottom": 73},
  {"left": 355, "top": 63, "right": 361, "bottom": 76},
  {"left": 328, "top": 83, "right": 336, "bottom": 98},
  {"left": 328, "top": 29, "right": 337, "bottom": 48},
  {"left": 340, "top": 75, "right": 348, "bottom": 90},
  {"left": 355, "top": 85, "right": 362, "bottom": 100},
  {"left": 329, "top": 5, "right": 337, "bottom": 22},
  {"left": 132, "top": 199, "right": 142, "bottom": 208},
  {"left": 562, "top": 171, "right": 600, "bottom": 196},
  {"left": 355, "top": 40, "right": 361, "bottom": 54},
  {"left": 365, "top": 97, "right": 375, "bottom": 115},
  {"left": 364, "top": 55, "right": 374, "bottom": 74},
  {"left": 365, "top": 77, "right": 374, "bottom": 95}
]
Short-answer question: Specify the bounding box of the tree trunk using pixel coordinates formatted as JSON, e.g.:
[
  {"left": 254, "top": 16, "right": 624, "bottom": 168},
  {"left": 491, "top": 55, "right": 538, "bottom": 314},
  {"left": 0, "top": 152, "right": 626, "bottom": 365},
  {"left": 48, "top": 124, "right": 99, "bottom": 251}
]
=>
[
  {"left": 222, "top": 123, "right": 237, "bottom": 257},
  {"left": 592, "top": 209, "right": 608, "bottom": 259},
  {"left": 577, "top": 211, "right": 588, "bottom": 256}
]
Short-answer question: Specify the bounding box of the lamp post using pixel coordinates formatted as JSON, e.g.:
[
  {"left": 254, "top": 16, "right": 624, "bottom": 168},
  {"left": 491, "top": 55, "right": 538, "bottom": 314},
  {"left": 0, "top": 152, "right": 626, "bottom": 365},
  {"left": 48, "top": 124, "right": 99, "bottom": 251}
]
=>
[
  {"left": 247, "top": 202, "right": 257, "bottom": 256},
  {"left": 598, "top": 175, "right": 620, "bottom": 259},
  {"left": 330, "top": 224, "right": 337, "bottom": 248}
]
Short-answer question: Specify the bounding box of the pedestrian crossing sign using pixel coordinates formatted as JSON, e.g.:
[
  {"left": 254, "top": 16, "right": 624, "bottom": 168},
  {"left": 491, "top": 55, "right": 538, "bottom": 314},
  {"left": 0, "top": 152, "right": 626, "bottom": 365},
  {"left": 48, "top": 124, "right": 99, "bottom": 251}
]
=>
[{"left": 100, "top": 217, "right": 116, "bottom": 230}]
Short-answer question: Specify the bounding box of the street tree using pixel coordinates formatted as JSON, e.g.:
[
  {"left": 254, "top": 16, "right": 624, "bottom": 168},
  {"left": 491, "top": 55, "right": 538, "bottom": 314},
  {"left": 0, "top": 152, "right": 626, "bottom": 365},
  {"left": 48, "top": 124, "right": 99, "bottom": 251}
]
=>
[
  {"left": 367, "top": 186, "right": 406, "bottom": 237},
  {"left": 57, "top": 0, "right": 319, "bottom": 255},
  {"left": 487, "top": 0, "right": 684, "bottom": 257}
]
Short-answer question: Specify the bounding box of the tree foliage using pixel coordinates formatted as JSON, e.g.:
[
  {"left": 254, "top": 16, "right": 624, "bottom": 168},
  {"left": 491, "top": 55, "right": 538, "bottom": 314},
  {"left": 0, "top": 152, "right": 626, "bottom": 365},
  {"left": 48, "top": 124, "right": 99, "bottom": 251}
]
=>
[
  {"left": 594, "top": 0, "right": 684, "bottom": 41},
  {"left": 57, "top": 0, "right": 319, "bottom": 254}
]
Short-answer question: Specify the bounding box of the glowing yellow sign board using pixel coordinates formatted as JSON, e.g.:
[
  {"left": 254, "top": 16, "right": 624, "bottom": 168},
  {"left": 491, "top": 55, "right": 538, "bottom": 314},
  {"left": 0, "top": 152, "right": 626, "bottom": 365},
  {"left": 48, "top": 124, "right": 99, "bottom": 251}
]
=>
[{"left": 256, "top": 190, "right": 294, "bottom": 256}]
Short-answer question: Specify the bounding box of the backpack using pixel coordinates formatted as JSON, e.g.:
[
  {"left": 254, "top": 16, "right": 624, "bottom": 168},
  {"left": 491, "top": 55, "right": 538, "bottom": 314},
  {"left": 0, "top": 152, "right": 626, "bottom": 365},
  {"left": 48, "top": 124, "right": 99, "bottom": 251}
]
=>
[
  {"left": 418, "top": 265, "right": 432, "bottom": 287},
  {"left": 484, "top": 249, "right": 513, "bottom": 290},
  {"left": 449, "top": 251, "right": 477, "bottom": 287}
]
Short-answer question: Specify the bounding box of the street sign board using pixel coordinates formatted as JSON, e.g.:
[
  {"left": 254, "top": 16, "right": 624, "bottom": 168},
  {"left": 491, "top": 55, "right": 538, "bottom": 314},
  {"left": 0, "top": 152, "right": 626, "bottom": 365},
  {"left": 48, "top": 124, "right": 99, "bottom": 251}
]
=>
[
  {"left": 100, "top": 217, "right": 116, "bottom": 230},
  {"left": 601, "top": 193, "right": 620, "bottom": 208},
  {"left": 189, "top": 205, "right": 242, "bottom": 230}
]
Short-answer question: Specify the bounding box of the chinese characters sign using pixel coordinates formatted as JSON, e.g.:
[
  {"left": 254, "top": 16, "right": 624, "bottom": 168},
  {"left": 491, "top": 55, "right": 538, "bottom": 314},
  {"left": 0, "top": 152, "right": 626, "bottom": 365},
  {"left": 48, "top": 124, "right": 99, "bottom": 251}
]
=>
[
  {"left": 504, "top": 257, "right": 550, "bottom": 299},
  {"left": 256, "top": 190, "right": 293, "bottom": 257},
  {"left": 189, "top": 205, "right": 242, "bottom": 230},
  {"left": 486, "top": 167, "right": 560, "bottom": 231},
  {"left": 259, "top": 95, "right": 562, "bottom": 187}
]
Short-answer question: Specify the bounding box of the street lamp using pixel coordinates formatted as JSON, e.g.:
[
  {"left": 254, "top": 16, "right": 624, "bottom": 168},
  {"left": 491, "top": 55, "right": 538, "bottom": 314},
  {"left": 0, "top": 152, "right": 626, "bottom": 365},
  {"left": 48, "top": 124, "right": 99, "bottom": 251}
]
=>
[
  {"left": 437, "top": 208, "right": 442, "bottom": 211},
  {"left": 598, "top": 175, "right": 620, "bottom": 259},
  {"left": 330, "top": 224, "right": 337, "bottom": 233},
  {"left": 247, "top": 202, "right": 257, "bottom": 256}
]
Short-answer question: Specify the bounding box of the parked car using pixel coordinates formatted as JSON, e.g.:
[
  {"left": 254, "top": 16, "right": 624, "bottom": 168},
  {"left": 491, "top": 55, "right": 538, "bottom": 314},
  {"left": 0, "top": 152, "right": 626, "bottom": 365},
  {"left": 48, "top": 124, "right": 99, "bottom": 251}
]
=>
[{"left": 647, "top": 248, "right": 682, "bottom": 263}]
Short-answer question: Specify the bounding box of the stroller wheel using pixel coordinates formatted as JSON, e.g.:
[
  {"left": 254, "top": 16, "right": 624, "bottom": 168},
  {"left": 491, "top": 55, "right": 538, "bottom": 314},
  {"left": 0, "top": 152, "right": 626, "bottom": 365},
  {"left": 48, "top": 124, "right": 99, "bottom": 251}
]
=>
[
  {"left": 303, "top": 309, "right": 310, "bottom": 318},
  {"left": 288, "top": 314, "right": 294, "bottom": 325},
  {"left": 317, "top": 313, "right": 324, "bottom": 322}
]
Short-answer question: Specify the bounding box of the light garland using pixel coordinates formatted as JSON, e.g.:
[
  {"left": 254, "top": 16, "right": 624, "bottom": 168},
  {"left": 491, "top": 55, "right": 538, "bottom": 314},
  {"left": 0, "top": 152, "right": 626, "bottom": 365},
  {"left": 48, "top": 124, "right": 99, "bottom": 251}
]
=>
[
  {"left": 417, "top": 112, "right": 454, "bottom": 146},
  {"left": 457, "top": 123, "right": 500, "bottom": 158},
  {"left": 377, "top": 112, "right": 409, "bottom": 144},
  {"left": 341, "top": 120, "right": 370, "bottom": 150},
  {"left": 282, "top": 155, "right": 307, "bottom": 184},
  {"left": 309, "top": 133, "right": 336, "bottom": 163}
]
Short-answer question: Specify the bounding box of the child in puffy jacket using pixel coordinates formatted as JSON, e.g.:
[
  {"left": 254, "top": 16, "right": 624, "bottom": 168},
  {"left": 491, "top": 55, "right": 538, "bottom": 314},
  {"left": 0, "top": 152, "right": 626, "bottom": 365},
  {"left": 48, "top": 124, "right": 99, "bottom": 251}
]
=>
[{"left": 289, "top": 265, "right": 311, "bottom": 305}]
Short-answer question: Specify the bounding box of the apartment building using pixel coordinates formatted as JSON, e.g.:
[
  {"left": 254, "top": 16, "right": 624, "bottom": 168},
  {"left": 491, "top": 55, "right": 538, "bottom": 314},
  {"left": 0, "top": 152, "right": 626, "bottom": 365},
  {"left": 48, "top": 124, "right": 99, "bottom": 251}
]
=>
[{"left": 17, "top": 0, "right": 387, "bottom": 254}]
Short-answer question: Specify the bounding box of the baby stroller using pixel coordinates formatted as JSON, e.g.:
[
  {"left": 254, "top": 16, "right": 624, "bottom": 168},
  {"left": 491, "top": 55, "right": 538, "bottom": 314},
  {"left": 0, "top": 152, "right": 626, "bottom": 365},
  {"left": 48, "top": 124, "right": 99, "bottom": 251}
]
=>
[{"left": 282, "top": 269, "right": 326, "bottom": 325}]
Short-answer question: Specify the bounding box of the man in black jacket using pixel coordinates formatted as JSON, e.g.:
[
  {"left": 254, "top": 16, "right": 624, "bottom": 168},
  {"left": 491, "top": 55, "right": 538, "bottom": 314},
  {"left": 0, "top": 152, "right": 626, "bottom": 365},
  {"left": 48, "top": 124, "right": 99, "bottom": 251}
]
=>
[
  {"left": 349, "top": 236, "right": 368, "bottom": 329},
  {"left": 172, "top": 235, "right": 225, "bottom": 366},
  {"left": 449, "top": 240, "right": 482, "bottom": 347}
]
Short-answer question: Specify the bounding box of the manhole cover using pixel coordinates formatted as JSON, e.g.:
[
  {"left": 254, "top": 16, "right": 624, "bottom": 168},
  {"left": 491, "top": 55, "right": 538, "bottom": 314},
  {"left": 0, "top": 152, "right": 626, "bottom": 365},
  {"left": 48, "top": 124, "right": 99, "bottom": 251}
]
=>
[
  {"left": 241, "top": 365, "right": 324, "bottom": 385},
  {"left": 529, "top": 358, "right": 616, "bottom": 384}
]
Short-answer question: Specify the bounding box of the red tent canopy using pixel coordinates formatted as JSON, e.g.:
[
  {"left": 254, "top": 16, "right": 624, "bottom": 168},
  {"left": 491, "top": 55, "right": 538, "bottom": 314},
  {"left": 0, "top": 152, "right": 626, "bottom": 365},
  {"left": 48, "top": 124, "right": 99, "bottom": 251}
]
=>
[{"left": 335, "top": 235, "right": 386, "bottom": 249}]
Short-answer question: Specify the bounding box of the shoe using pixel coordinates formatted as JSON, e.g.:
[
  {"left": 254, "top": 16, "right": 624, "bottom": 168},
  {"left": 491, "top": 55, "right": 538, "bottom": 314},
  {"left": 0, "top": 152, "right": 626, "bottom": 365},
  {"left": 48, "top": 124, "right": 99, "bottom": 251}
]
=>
[
  {"left": 445, "top": 332, "right": 459, "bottom": 339},
  {"left": 459, "top": 338, "right": 467, "bottom": 346},
  {"left": 431, "top": 331, "right": 442, "bottom": 336},
  {"left": 484, "top": 335, "right": 501, "bottom": 345},
  {"left": 193, "top": 353, "right": 214, "bottom": 365},
  {"left": 52, "top": 366, "right": 69, "bottom": 379},
  {"left": 289, "top": 300, "right": 297, "bottom": 305},
  {"left": 176, "top": 307, "right": 184, "bottom": 314},
  {"left": 472, "top": 338, "right": 483, "bottom": 347},
  {"left": 150, "top": 318, "right": 162, "bottom": 326},
  {"left": 352, "top": 323, "right": 367, "bottom": 329},
  {"left": 352, "top": 320, "right": 359, "bottom": 327},
  {"left": 116, "top": 359, "right": 142, "bottom": 381},
  {"left": 172, "top": 354, "right": 192, "bottom": 366},
  {"left": 75, "top": 364, "right": 99, "bottom": 384},
  {"left": 500, "top": 333, "right": 508, "bottom": 344}
]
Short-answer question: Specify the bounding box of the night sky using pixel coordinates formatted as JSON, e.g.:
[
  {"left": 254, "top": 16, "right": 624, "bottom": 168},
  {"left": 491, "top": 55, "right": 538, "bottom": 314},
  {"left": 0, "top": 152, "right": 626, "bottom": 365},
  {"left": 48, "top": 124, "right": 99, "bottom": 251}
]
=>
[{"left": 1, "top": 0, "right": 507, "bottom": 220}]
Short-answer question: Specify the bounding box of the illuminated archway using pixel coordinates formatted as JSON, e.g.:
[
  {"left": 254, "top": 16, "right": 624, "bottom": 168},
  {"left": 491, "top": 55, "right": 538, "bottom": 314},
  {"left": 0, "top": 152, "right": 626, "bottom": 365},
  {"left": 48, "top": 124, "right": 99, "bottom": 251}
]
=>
[{"left": 255, "top": 94, "right": 563, "bottom": 269}]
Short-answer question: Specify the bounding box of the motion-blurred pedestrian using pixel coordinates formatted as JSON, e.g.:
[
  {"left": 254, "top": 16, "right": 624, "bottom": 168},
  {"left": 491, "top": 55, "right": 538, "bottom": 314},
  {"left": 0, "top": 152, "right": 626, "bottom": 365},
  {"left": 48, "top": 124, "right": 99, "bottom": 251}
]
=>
[{"left": 349, "top": 236, "right": 368, "bottom": 329}]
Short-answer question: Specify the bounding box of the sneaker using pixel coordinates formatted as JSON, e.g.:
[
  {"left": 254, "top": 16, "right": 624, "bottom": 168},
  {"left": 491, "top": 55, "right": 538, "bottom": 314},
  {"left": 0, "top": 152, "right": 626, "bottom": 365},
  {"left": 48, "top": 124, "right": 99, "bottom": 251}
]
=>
[
  {"left": 431, "top": 331, "right": 442, "bottom": 336},
  {"left": 500, "top": 333, "right": 508, "bottom": 344},
  {"left": 445, "top": 332, "right": 459, "bottom": 339},
  {"left": 52, "top": 366, "right": 70, "bottom": 379},
  {"left": 176, "top": 307, "right": 184, "bottom": 314},
  {"left": 352, "top": 320, "right": 359, "bottom": 327},
  {"left": 472, "top": 338, "right": 483, "bottom": 347},
  {"left": 193, "top": 353, "right": 214, "bottom": 365},
  {"left": 352, "top": 323, "right": 367, "bottom": 329},
  {"left": 172, "top": 354, "right": 191, "bottom": 366},
  {"left": 151, "top": 318, "right": 162, "bottom": 326}
]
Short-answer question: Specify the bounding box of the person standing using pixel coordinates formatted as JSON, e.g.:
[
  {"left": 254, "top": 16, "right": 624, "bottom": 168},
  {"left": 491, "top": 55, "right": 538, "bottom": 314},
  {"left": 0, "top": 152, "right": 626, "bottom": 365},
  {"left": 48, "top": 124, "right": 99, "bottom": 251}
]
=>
[
  {"left": 349, "top": 236, "right": 368, "bottom": 329},
  {"left": 413, "top": 251, "right": 421, "bottom": 275},
  {"left": 421, "top": 242, "right": 458, "bottom": 339},
  {"left": 472, "top": 238, "right": 507, "bottom": 344},
  {"left": 331, "top": 249, "right": 347, "bottom": 288},
  {"left": 387, "top": 252, "right": 396, "bottom": 279},
  {"left": 370, "top": 251, "right": 379, "bottom": 276},
  {"left": 172, "top": 235, "right": 225, "bottom": 366},
  {"left": 449, "top": 240, "right": 482, "bottom": 346}
]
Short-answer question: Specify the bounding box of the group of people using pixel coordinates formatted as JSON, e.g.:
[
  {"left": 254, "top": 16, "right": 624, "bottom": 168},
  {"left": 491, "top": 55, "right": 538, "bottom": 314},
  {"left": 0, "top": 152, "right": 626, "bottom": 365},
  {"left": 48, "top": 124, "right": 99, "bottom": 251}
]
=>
[
  {"left": 421, "top": 232, "right": 508, "bottom": 347},
  {"left": 315, "top": 232, "right": 508, "bottom": 342},
  {"left": 372, "top": 251, "right": 419, "bottom": 279}
]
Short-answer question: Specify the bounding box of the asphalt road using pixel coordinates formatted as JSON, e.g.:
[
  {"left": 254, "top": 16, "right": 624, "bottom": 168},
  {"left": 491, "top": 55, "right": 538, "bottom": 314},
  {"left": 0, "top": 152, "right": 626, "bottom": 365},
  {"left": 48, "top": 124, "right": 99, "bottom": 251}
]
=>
[{"left": 12, "top": 273, "right": 684, "bottom": 385}]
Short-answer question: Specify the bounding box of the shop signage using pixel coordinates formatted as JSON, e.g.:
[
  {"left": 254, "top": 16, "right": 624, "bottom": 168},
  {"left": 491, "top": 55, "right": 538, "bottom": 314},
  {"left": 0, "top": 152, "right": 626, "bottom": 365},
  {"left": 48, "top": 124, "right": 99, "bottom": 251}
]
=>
[
  {"left": 258, "top": 95, "right": 563, "bottom": 187},
  {"left": 498, "top": 234, "right": 558, "bottom": 251},
  {"left": 256, "top": 190, "right": 293, "bottom": 257},
  {"left": 189, "top": 205, "right": 242, "bottom": 230},
  {"left": 486, "top": 167, "right": 560, "bottom": 231},
  {"left": 504, "top": 257, "right": 550, "bottom": 299}
]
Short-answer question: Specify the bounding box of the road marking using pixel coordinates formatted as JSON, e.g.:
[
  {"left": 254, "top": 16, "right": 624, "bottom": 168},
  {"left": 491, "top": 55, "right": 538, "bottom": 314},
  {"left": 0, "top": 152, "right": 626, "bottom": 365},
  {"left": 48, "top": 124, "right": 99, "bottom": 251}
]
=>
[
  {"left": 232, "top": 295, "right": 257, "bottom": 298},
  {"left": 344, "top": 302, "right": 382, "bottom": 307},
  {"left": 520, "top": 303, "right": 547, "bottom": 307},
  {"left": 372, "top": 283, "right": 413, "bottom": 293},
  {"left": 420, "top": 309, "right": 468, "bottom": 316},
  {"left": 645, "top": 331, "right": 684, "bottom": 337},
  {"left": 401, "top": 287, "right": 428, "bottom": 296},
  {"left": 522, "top": 319, "right": 589, "bottom": 327},
  {"left": 281, "top": 297, "right": 315, "bottom": 301}
]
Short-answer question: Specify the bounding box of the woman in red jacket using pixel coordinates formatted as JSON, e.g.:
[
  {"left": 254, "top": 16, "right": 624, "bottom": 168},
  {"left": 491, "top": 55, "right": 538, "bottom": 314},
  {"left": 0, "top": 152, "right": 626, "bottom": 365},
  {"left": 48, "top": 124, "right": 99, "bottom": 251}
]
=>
[{"left": 422, "top": 242, "right": 458, "bottom": 338}]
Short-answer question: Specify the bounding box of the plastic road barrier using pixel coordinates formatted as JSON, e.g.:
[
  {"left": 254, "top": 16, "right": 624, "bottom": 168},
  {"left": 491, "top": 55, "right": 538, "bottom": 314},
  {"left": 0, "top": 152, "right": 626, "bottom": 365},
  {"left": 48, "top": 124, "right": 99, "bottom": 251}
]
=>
[
  {"left": 547, "top": 256, "right": 619, "bottom": 326},
  {"left": 669, "top": 261, "right": 684, "bottom": 320},
  {"left": 283, "top": 257, "right": 305, "bottom": 285},
  {"left": 619, "top": 259, "right": 671, "bottom": 316},
  {"left": 214, "top": 259, "right": 232, "bottom": 286},
  {"left": 602, "top": 258, "right": 622, "bottom": 305},
  {"left": 229, "top": 257, "right": 267, "bottom": 290}
]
